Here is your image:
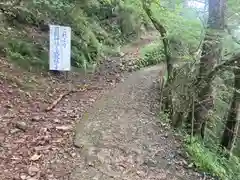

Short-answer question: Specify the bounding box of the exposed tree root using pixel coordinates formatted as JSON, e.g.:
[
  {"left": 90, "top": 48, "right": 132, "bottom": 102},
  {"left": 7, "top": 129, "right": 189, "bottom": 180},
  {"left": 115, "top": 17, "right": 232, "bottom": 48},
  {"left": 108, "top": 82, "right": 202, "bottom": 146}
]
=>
[{"left": 45, "top": 86, "right": 102, "bottom": 112}]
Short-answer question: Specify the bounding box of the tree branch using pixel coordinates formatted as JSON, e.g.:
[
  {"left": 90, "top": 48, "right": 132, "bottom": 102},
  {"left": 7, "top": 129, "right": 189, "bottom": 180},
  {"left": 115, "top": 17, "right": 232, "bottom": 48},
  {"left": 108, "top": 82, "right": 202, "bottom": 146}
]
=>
[
  {"left": 197, "top": 52, "right": 240, "bottom": 89},
  {"left": 142, "top": 1, "right": 172, "bottom": 78}
]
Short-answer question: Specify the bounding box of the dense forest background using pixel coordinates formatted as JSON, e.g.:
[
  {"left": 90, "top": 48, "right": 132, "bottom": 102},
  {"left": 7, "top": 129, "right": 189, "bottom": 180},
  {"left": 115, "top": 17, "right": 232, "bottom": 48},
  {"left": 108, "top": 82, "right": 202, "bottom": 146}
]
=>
[{"left": 0, "top": 0, "right": 240, "bottom": 179}]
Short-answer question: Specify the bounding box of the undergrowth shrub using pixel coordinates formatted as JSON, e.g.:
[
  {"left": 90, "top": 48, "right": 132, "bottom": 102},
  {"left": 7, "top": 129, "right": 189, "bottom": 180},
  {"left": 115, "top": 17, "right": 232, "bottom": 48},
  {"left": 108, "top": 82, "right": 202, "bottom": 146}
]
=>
[
  {"left": 166, "top": 54, "right": 240, "bottom": 180},
  {"left": 137, "top": 41, "right": 165, "bottom": 67},
  {"left": 7, "top": 39, "right": 47, "bottom": 70},
  {"left": 185, "top": 137, "right": 240, "bottom": 180},
  {"left": 167, "top": 62, "right": 240, "bottom": 180}
]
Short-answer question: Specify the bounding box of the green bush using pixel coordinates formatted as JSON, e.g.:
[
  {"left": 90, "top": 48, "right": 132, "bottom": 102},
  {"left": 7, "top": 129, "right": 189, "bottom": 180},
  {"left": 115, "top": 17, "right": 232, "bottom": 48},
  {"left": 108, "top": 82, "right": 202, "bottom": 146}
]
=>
[
  {"left": 137, "top": 41, "right": 165, "bottom": 67},
  {"left": 185, "top": 137, "right": 240, "bottom": 180}
]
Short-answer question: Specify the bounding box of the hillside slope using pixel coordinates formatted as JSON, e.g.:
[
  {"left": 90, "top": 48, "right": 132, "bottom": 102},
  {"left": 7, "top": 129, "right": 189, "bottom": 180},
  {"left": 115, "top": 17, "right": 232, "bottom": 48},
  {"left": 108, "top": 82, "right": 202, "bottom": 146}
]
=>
[{"left": 0, "top": 0, "right": 152, "bottom": 71}]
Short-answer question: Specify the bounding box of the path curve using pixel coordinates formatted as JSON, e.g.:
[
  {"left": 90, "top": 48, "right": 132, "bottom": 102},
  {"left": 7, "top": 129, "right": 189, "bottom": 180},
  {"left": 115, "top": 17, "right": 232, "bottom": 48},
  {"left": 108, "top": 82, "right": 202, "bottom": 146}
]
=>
[{"left": 71, "top": 65, "right": 202, "bottom": 180}]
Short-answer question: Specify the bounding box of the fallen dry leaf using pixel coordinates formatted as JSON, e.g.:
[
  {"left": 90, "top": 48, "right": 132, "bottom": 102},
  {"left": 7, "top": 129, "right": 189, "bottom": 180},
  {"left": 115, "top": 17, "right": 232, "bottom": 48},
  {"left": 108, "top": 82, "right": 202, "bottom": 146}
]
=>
[
  {"left": 34, "top": 145, "right": 51, "bottom": 151},
  {"left": 55, "top": 125, "right": 72, "bottom": 131},
  {"left": 30, "top": 154, "right": 41, "bottom": 161}
]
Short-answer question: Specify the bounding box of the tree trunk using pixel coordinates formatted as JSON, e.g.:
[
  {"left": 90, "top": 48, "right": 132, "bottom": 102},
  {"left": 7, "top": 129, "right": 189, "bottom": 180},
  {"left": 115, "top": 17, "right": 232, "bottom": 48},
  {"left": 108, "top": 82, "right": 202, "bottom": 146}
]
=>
[
  {"left": 190, "top": 0, "right": 225, "bottom": 138},
  {"left": 221, "top": 61, "right": 240, "bottom": 154},
  {"left": 142, "top": 2, "right": 174, "bottom": 119}
]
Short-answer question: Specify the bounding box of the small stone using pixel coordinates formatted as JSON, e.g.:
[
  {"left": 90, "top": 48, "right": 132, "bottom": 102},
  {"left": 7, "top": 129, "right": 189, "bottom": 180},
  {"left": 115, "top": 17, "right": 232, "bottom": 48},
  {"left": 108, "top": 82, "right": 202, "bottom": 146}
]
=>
[
  {"left": 136, "top": 171, "right": 145, "bottom": 177},
  {"left": 10, "top": 128, "right": 21, "bottom": 134},
  {"left": 5, "top": 104, "right": 13, "bottom": 108},
  {"left": 15, "top": 121, "right": 27, "bottom": 131},
  {"left": 55, "top": 125, "right": 72, "bottom": 131},
  {"left": 71, "top": 152, "right": 76, "bottom": 157},
  {"left": 31, "top": 116, "right": 41, "bottom": 121},
  {"left": 163, "top": 133, "right": 168, "bottom": 138},
  {"left": 118, "top": 52, "right": 125, "bottom": 57},
  {"left": 182, "top": 159, "right": 188, "bottom": 165},
  {"left": 128, "top": 62, "right": 133, "bottom": 66},
  {"left": 89, "top": 98, "right": 95, "bottom": 102},
  {"left": 88, "top": 161, "right": 94, "bottom": 167},
  {"left": 143, "top": 159, "right": 157, "bottom": 167},
  {"left": 25, "top": 92, "right": 31, "bottom": 97},
  {"left": 73, "top": 142, "right": 84, "bottom": 149},
  {"left": 134, "top": 65, "right": 139, "bottom": 69},
  {"left": 28, "top": 166, "right": 39, "bottom": 176},
  {"left": 69, "top": 114, "right": 77, "bottom": 118},
  {"left": 19, "top": 109, "right": 26, "bottom": 113},
  {"left": 119, "top": 66, "right": 125, "bottom": 71},
  {"left": 53, "top": 119, "right": 60, "bottom": 123},
  {"left": 20, "top": 173, "right": 27, "bottom": 180},
  {"left": 187, "top": 162, "right": 194, "bottom": 168}
]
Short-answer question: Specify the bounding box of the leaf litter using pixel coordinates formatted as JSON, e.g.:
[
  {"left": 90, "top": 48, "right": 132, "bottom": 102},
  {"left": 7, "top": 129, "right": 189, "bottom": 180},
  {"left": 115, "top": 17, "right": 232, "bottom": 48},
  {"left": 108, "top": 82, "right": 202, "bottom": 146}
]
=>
[{"left": 0, "top": 33, "right": 158, "bottom": 180}]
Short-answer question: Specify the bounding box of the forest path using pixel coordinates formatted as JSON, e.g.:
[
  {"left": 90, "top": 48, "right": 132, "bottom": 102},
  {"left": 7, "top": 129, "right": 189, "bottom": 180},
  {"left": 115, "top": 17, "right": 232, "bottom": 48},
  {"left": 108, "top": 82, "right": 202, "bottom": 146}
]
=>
[
  {"left": 0, "top": 31, "right": 205, "bottom": 180},
  {"left": 71, "top": 40, "right": 203, "bottom": 180}
]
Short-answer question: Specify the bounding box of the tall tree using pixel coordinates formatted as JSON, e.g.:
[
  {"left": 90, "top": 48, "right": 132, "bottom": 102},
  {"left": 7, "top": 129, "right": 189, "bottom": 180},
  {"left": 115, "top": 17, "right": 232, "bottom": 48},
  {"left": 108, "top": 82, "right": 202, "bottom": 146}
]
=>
[{"left": 190, "top": 0, "right": 225, "bottom": 138}]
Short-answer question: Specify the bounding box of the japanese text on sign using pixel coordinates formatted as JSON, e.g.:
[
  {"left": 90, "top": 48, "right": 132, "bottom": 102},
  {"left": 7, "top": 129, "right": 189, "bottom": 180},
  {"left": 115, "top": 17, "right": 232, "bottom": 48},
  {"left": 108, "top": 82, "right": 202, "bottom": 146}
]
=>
[{"left": 49, "top": 25, "right": 71, "bottom": 71}]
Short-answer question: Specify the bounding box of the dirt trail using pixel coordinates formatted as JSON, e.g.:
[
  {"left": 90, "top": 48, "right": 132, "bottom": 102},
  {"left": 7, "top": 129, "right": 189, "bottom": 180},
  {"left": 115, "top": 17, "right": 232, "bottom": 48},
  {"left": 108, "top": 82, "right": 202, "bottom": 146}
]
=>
[
  {"left": 0, "top": 32, "right": 204, "bottom": 180},
  {"left": 71, "top": 68, "right": 201, "bottom": 179}
]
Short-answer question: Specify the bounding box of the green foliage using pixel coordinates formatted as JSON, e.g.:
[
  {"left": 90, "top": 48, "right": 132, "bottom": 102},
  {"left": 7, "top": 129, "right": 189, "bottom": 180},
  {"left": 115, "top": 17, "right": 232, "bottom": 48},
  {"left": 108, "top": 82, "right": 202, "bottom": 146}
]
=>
[
  {"left": 138, "top": 41, "right": 165, "bottom": 67},
  {"left": 118, "top": 0, "right": 150, "bottom": 40},
  {"left": 7, "top": 39, "right": 47, "bottom": 70},
  {"left": 135, "top": 0, "right": 204, "bottom": 69},
  {"left": 0, "top": 0, "right": 151, "bottom": 71},
  {"left": 185, "top": 137, "right": 240, "bottom": 180},
  {"left": 178, "top": 68, "right": 240, "bottom": 180},
  {"left": 150, "top": 2, "right": 203, "bottom": 53},
  {"left": 0, "top": 26, "right": 48, "bottom": 71}
]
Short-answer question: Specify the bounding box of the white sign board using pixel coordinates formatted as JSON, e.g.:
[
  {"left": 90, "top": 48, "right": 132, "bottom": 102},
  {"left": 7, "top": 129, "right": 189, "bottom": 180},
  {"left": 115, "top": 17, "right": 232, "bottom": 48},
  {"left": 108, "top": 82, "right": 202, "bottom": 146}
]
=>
[{"left": 49, "top": 25, "right": 71, "bottom": 71}]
